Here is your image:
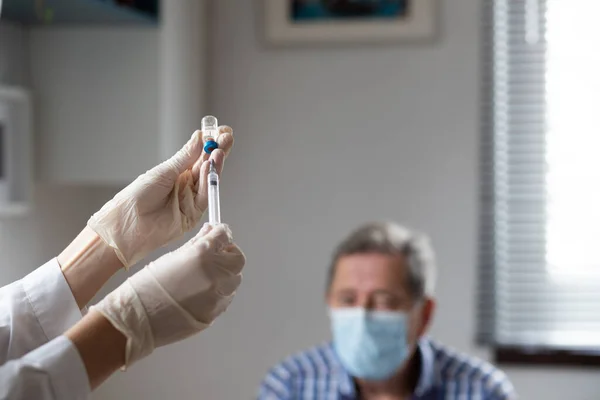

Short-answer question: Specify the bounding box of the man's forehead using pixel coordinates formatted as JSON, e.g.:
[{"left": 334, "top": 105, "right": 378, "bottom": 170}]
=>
[{"left": 332, "top": 253, "right": 408, "bottom": 286}]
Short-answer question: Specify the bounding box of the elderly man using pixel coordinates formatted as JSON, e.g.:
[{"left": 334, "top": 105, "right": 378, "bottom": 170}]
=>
[{"left": 258, "top": 222, "right": 516, "bottom": 400}]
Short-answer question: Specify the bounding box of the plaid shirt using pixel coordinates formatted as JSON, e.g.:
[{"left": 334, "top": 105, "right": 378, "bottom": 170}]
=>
[{"left": 258, "top": 337, "right": 516, "bottom": 400}]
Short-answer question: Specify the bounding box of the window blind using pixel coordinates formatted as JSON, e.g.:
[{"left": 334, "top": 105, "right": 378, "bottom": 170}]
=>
[{"left": 478, "top": 0, "right": 600, "bottom": 349}]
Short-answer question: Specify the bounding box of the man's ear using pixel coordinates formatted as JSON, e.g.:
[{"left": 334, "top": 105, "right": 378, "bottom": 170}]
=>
[{"left": 417, "top": 297, "right": 436, "bottom": 337}]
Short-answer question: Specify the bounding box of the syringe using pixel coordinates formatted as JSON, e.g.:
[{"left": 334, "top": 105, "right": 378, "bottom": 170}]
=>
[{"left": 207, "top": 159, "right": 221, "bottom": 225}]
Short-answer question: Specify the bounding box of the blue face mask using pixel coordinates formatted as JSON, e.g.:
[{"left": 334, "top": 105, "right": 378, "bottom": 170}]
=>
[{"left": 329, "top": 307, "right": 410, "bottom": 381}]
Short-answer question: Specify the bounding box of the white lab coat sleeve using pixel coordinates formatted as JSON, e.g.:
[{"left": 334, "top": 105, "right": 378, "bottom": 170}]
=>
[
  {"left": 0, "top": 259, "right": 83, "bottom": 364},
  {"left": 0, "top": 335, "right": 91, "bottom": 400}
]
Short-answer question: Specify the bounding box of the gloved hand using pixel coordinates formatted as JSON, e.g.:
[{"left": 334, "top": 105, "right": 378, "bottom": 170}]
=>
[
  {"left": 88, "top": 127, "right": 234, "bottom": 269},
  {"left": 89, "top": 223, "right": 245, "bottom": 368}
]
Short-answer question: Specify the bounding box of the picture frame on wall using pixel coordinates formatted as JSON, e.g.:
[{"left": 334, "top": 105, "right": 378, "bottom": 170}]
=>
[{"left": 264, "top": 0, "right": 437, "bottom": 45}]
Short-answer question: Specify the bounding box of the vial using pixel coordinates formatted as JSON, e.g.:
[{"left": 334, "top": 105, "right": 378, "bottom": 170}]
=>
[{"left": 201, "top": 115, "right": 219, "bottom": 154}]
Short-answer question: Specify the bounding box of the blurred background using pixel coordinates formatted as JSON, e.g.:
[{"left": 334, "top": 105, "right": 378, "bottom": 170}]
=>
[{"left": 1, "top": 0, "right": 599, "bottom": 399}]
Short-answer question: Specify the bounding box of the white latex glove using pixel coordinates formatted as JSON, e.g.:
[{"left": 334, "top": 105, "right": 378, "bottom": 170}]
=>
[
  {"left": 88, "top": 127, "right": 234, "bottom": 269},
  {"left": 89, "top": 223, "right": 245, "bottom": 368}
]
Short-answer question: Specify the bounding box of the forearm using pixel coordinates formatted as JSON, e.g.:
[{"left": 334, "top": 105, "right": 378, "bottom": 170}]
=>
[
  {"left": 58, "top": 226, "right": 123, "bottom": 309},
  {"left": 65, "top": 310, "right": 127, "bottom": 390},
  {"left": 0, "top": 336, "right": 91, "bottom": 400}
]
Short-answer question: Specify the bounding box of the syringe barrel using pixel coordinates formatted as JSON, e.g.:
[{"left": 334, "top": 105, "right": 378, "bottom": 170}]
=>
[{"left": 208, "top": 170, "right": 221, "bottom": 225}]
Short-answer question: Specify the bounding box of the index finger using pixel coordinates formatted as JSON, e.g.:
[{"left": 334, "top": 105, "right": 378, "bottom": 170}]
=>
[
  {"left": 200, "top": 125, "right": 233, "bottom": 163},
  {"left": 193, "top": 126, "right": 234, "bottom": 178}
]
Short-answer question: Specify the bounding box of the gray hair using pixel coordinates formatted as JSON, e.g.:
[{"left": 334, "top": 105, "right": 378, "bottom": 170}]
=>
[{"left": 326, "top": 222, "right": 436, "bottom": 300}]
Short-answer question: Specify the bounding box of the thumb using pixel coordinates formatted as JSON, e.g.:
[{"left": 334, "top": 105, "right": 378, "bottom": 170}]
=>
[
  {"left": 195, "top": 224, "right": 233, "bottom": 252},
  {"left": 158, "top": 130, "right": 204, "bottom": 177}
]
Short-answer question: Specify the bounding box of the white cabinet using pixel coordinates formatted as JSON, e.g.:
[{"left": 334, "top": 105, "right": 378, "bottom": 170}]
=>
[
  {"left": 27, "top": 1, "right": 208, "bottom": 184},
  {"left": 30, "top": 28, "right": 160, "bottom": 184},
  {"left": 0, "top": 85, "right": 33, "bottom": 215}
]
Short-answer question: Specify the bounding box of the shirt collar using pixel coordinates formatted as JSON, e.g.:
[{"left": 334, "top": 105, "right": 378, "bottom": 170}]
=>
[
  {"left": 324, "top": 343, "right": 356, "bottom": 395},
  {"left": 414, "top": 337, "right": 436, "bottom": 396},
  {"left": 328, "top": 337, "right": 436, "bottom": 398}
]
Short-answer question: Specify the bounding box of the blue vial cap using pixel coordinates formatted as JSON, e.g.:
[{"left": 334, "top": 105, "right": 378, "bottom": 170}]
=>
[{"left": 204, "top": 140, "right": 219, "bottom": 154}]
